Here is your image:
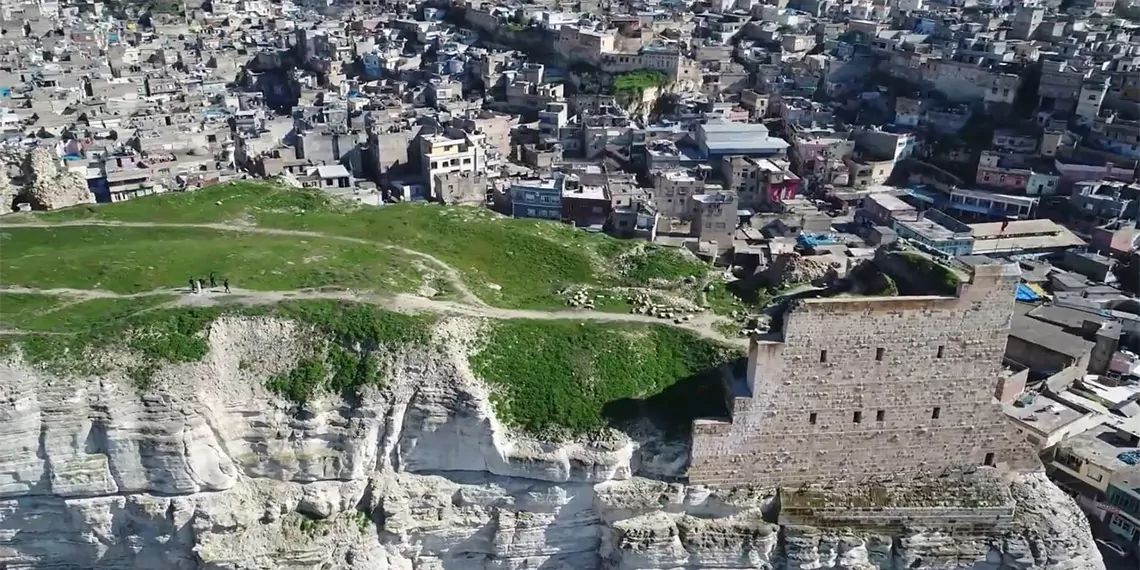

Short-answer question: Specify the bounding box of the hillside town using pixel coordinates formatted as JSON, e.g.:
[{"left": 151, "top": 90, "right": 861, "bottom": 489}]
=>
[{"left": 0, "top": 0, "right": 1138, "bottom": 565}]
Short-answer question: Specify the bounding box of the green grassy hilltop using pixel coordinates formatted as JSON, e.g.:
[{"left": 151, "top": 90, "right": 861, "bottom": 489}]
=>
[
  {"left": 0, "top": 182, "right": 736, "bottom": 439},
  {"left": 1, "top": 182, "right": 707, "bottom": 308}
]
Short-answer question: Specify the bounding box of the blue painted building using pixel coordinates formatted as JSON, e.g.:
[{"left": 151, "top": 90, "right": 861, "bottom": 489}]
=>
[
  {"left": 510, "top": 175, "right": 566, "bottom": 220},
  {"left": 891, "top": 209, "right": 975, "bottom": 257},
  {"left": 1106, "top": 469, "right": 1140, "bottom": 549}
]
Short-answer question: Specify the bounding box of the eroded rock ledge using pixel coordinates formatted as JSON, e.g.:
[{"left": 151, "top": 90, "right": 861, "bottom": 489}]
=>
[{"left": 0, "top": 316, "right": 1106, "bottom": 569}]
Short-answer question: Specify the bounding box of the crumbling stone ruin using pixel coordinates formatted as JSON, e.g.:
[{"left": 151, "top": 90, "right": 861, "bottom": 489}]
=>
[
  {"left": 22, "top": 148, "right": 93, "bottom": 210},
  {"left": 690, "top": 261, "right": 1040, "bottom": 489},
  {"left": 760, "top": 252, "right": 836, "bottom": 287},
  {"left": 0, "top": 162, "right": 15, "bottom": 210}
]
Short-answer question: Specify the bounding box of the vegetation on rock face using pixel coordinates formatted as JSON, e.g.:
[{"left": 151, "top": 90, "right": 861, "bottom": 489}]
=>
[
  {"left": 470, "top": 320, "right": 737, "bottom": 437},
  {"left": 613, "top": 70, "right": 669, "bottom": 99},
  {"left": 895, "top": 252, "right": 961, "bottom": 295},
  {"left": 1, "top": 292, "right": 221, "bottom": 385},
  {"left": 1, "top": 182, "right": 706, "bottom": 309},
  {"left": 262, "top": 301, "right": 435, "bottom": 403},
  {"left": 0, "top": 293, "right": 431, "bottom": 396},
  {"left": 847, "top": 261, "right": 899, "bottom": 297}
]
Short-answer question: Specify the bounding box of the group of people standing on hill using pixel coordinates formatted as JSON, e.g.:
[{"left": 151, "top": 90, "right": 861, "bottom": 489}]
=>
[{"left": 189, "top": 272, "right": 230, "bottom": 294}]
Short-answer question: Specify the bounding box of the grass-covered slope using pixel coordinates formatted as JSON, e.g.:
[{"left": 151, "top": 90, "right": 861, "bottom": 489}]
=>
[
  {"left": 1, "top": 225, "right": 424, "bottom": 294},
  {"left": 470, "top": 320, "right": 737, "bottom": 437},
  {"left": 1, "top": 292, "right": 738, "bottom": 439},
  {"left": 0, "top": 182, "right": 707, "bottom": 308}
]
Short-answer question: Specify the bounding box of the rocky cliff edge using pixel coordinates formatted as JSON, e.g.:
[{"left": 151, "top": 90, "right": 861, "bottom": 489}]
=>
[{"left": 0, "top": 315, "right": 1106, "bottom": 570}]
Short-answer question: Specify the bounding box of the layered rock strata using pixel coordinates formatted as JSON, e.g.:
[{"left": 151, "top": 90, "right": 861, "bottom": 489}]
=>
[{"left": 0, "top": 316, "right": 1106, "bottom": 569}]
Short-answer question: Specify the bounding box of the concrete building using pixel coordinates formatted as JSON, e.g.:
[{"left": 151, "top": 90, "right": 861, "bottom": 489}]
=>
[
  {"left": 651, "top": 168, "right": 708, "bottom": 218},
  {"left": 419, "top": 133, "right": 486, "bottom": 195},
  {"left": 1051, "top": 422, "right": 1140, "bottom": 495},
  {"left": 510, "top": 175, "right": 567, "bottom": 220},
  {"left": 1106, "top": 468, "right": 1140, "bottom": 548},
  {"left": 1010, "top": 7, "right": 1043, "bottom": 40},
  {"left": 689, "top": 262, "right": 1041, "bottom": 488},
  {"left": 693, "top": 190, "right": 738, "bottom": 253},
  {"left": 695, "top": 122, "right": 790, "bottom": 160}
]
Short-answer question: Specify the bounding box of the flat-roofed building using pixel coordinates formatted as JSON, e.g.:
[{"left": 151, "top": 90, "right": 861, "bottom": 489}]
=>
[{"left": 696, "top": 122, "right": 790, "bottom": 160}]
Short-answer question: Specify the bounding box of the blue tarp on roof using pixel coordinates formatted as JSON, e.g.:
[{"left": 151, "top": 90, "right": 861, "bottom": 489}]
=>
[
  {"left": 797, "top": 234, "right": 839, "bottom": 248},
  {"left": 1015, "top": 283, "right": 1040, "bottom": 302}
]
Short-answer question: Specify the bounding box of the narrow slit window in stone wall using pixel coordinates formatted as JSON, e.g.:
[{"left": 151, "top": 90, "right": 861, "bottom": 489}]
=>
[
  {"left": 875, "top": 347, "right": 885, "bottom": 361},
  {"left": 984, "top": 452, "right": 995, "bottom": 466},
  {"left": 876, "top": 410, "right": 885, "bottom": 421},
  {"left": 809, "top": 412, "right": 817, "bottom": 425},
  {"left": 937, "top": 345, "right": 945, "bottom": 358},
  {"left": 819, "top": 350, "right": 827, "bottom": 363},
  {"left": 932, "top": 406, "right": 941, "bottom": 419},
  {"left": 853, "top": 411, "right": 862, "bottom": 423}
]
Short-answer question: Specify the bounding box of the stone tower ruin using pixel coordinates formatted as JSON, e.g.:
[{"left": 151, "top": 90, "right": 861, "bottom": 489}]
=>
[{"left": 689, "top": 262, "right": 1041, "bottom": 488}]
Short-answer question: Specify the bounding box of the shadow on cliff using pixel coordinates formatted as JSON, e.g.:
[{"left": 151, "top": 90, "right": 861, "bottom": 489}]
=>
[{"left": 601, "top": 358, "right": 741, "bottom": 481}]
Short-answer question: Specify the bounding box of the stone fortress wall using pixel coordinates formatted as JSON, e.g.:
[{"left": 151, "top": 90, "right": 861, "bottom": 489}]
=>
[{"left": 689, "top": 262, "right": 1042, "bottom": 489}]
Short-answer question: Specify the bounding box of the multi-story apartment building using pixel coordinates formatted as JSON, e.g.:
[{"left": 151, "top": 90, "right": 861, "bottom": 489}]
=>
[
  {"left": 720, "top": 155, "right": 799, "bottom": 209},
  {"left": 693, "top": 190, "right": 738, "bottom": 253},
  {"left": 419, "top": 133, "right": 487, "bottom": 195},
  {"left": 651, "top": 168, "right": 709, "bottom": 218},
  {"left": 556, "top": 24, "right": 616, "bottom": 63},
  {"left": 1038, "top": 57, "right": 1090, "bottom": 114}
]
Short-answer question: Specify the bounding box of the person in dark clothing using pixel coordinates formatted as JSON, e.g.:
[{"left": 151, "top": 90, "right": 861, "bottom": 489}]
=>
[
  {"left": 198, "top": 278, "right": 206, "bottom": 292},
  {"left": 188, "top": 278, "right": 196, "bottom": 293},
  {"left": 209, "top": 272, "right": 217, "bottom": 289},
  {"left": 223, "top": 278, "right": 230, "bottom": 293}
]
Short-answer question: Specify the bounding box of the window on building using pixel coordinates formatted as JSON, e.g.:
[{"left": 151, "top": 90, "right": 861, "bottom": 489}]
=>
[
  {"left": 809, "top": 412, "right": 817, "bottom": 425},
  {"left": 527, "top": 208, "right": 536, "bottom": 217},
  {"left": 875, "top": 347, "right": 885, "bottom": 361},
  {"left": 984, "top": 452, "right": 995, "bottom": 466},
  {"left": 876, "top": 410, "right": 885, "bottom": 422},
  {"left": 937, "top": 345, "right": 945, "bottom": 358},
  {"left": 932, "top": 407, "right": 941, "bottom": 419},
  {"left": 819, "top": 350, "right": 828, "bottom": 363},
  {"left": 853, "top": 411, "right": 862, "bottom": 423},
  {"left": 1089, "top": 472, "right": 1103, "bottom": 482}
]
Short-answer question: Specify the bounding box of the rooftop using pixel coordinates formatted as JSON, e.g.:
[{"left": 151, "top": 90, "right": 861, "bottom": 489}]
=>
[
  {"left": 865, "top": 193, "right": 915, "bottom": 213},
  {"left": 1009, "top": 313, "right": 1094, "bottom": 360},
  {"left": 1004, "top": 393, "right": 1086, "bottom": 437},
  {"left": 1060, "top": 421, "right": 1140, "bottom": 471},
  {"left": 969, "top": 219, "right": 1086, "bottom": 254}
]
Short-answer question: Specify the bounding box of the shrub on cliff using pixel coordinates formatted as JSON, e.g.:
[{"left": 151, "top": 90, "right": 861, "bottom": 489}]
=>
[{"left": 470, "top": 320, "right": 737, "bottom": 438}]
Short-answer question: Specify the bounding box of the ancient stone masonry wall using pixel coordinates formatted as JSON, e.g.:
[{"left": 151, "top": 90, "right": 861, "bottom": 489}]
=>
[{"left": 689, "top": 263, "right": 1042, "bottom": 488}]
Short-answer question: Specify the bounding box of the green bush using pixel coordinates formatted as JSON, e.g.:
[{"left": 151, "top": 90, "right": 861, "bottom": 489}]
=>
[
  {"left": 897, "top": 252, "right": 960, "bottom": 295},
  {"left": 613, "top": 70, "right": 669, "bottom": 97}
]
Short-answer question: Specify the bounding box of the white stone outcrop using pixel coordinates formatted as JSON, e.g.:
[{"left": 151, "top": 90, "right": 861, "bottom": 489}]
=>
[{"left": 0, "top": 316, "right": 1107, "bottom": 570}]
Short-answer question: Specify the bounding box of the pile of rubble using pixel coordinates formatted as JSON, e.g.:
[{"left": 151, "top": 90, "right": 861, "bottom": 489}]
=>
[
  {"left": 761, "top": 253, "right": 836, "bottom": 287},
  {"left": 627, "top": 291, "right": 703, "bottom": 324},
  {"left": 736, "top": 314, "right": 771, "bottom": 338},
  {"left": 565, "top": 289, "right": 597, "bottom": 310}
]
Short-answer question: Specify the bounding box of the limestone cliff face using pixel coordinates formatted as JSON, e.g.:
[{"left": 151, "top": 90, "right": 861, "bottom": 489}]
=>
[{"left": 0, "top": 316, "right": 1106, "bottom": 570}]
